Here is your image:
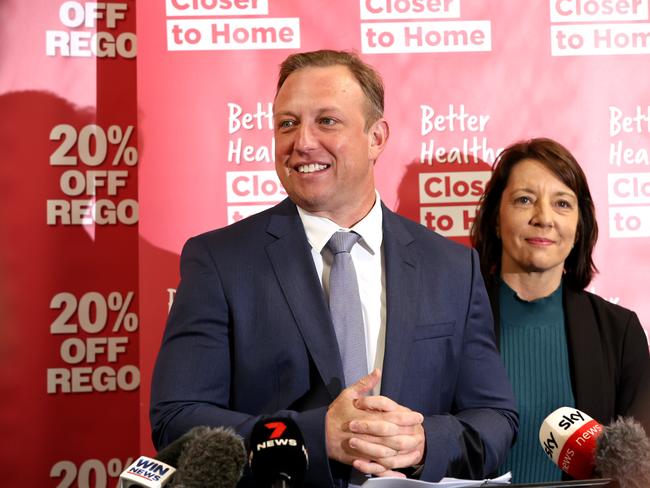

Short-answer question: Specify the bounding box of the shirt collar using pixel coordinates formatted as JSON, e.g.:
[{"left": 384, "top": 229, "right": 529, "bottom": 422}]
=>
[{"left": 296, "top": 191, "right": 384, "bottom": 255}]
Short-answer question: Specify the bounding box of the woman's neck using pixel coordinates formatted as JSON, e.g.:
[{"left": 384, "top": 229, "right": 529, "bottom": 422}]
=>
[{"left": 500, "top": 270, "right": 563, "bottom": 301}]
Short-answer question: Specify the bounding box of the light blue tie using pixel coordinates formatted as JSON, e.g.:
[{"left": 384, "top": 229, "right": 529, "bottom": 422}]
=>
[{"left": 327, "top": 231, "right": 368, "bottom": 387}]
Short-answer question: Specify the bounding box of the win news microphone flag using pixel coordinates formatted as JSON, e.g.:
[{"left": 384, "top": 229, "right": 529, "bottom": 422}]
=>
[{"left": 120, "top": 457, "right": 176, "bottom": 488}]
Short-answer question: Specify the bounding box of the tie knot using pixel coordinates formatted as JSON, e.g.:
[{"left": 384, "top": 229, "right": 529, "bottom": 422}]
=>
[{"left": 327, "top": 231, "right": 360, "bottom": 254}]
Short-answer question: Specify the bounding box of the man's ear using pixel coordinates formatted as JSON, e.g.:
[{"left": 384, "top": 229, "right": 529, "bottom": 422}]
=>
[{"left": 368, "top": 118, "right": 389, "bottom": 161}]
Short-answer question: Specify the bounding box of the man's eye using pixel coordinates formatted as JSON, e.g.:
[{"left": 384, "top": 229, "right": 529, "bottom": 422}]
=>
[
  {"left": 279, "top": 120, "right": 296, "bottom": 129},
  {"left": 320, "top": 117, "right": 336, "bottom": 126}
]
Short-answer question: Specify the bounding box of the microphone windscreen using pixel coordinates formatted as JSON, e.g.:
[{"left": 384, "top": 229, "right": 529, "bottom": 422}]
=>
[
  {"left": 249, "top": 417, "right": 309, "bottom": 488},
  {"left": 156, "top": 426, "right": 212, "bottom": 466},
  {"left": 539, "top": 406, "right": 603, "bottom": 479},
  {"left": 595, "top": 417, "right": 650, "bottom": 488},
  {"left": 173, "top": 426, "right": 246, "bottom": 488}
]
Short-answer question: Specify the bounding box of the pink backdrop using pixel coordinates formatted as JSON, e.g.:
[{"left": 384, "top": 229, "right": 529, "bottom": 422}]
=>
[{"left": 1, "top": 0, "right": 649, "bottom": 485}]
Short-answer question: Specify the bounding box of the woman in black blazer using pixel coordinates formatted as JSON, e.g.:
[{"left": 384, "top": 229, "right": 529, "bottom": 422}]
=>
[{"left": 470, "top": 137, "right": 650, "bottom": 483}]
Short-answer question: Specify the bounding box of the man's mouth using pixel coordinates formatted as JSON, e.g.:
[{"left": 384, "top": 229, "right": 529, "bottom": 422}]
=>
[{"left": 295, "top": 163, "right": 329, "bottom": 174}]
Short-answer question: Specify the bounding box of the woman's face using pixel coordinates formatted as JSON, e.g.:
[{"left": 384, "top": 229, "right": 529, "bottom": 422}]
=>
[{"left": 498, "top": 159, "right": 579, "bottom": 281}]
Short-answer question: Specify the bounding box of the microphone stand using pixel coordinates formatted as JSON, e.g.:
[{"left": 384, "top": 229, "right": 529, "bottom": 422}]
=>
[{"left": 271, "top": 473, "right": 292, "bottom": 488}]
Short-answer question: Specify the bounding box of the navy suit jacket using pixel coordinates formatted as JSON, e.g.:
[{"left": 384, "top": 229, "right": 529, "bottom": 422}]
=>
[{"left": 150, "top": 198, "right": 518, "bottom": 486}]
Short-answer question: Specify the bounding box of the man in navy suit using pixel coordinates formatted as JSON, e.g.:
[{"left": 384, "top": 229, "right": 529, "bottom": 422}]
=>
[{"left": 150, "top": 50, "right": 517, "bottom": 486}]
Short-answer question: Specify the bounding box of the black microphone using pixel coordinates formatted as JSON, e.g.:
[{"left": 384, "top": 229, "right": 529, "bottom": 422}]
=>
[
  {"left": 249, "top": 417, "right": 309, "bottom": 488},
  {"left": 172, "top": 426, "right": 247, "bottom": 488}
]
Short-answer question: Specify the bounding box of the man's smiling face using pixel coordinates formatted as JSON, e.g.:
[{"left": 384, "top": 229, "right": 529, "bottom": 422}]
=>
[{"left": 273, "top": 64, "right": 387, "bottom": 227}]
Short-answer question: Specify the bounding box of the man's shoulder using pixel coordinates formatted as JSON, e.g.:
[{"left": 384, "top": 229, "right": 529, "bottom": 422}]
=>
[
  {"left": 382, "top": 205, "right": 471, "bottom": 256},
  {"left": 186, "top": 198, "right": 298, "bottom": 251}
]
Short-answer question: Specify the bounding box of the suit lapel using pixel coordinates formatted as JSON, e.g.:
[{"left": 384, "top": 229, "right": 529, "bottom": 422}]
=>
[
  {"left": 486, "top": 279, "right": 501, "bottom": 347},
  {"left": 380, "top": 207, "right": 417, "bottom": 399},
  {"left": 265, "top": 200, "right": 344, "bottom": 400}
]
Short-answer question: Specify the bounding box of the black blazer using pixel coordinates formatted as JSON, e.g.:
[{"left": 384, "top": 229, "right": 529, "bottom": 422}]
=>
[{"left": 488, "top": 281, "right": 650, "bottom": 433}]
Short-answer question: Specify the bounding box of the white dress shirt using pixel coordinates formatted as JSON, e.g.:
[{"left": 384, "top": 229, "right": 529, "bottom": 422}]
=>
[{"left": 296, "top": 193, "right": 386, "bottom": 394}]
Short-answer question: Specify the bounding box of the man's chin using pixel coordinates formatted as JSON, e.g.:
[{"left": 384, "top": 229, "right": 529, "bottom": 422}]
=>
[{"left": 291, "top": 197, "right": 332, "bottom": 213}]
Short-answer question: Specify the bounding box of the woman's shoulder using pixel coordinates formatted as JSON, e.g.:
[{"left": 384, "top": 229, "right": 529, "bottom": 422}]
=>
[{"left": 565, "top": 286, "right": 641, "bottom": 330}]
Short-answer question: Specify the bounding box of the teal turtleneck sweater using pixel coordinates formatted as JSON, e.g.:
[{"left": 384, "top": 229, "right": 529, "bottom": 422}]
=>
[{"left": 498, "top": 280, "right": 575, "bottom": 483}]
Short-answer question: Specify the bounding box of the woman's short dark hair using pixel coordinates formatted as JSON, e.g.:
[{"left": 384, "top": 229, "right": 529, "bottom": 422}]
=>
[
  {"left": 276, "top": 50, "right": 384, "bottom": 131},
  {"left": 470, "top": 137, "right": 598, "bottom": 290}
]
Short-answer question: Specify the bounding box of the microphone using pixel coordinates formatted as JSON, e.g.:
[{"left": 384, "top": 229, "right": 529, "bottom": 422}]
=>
[
  {"left": 249, "top": 417, "right": 309, "bottom": 488},
  {"left": 539, "top": 406, "right": 650, "bottom": 487},
  {"left": 539, "top": 406, "right": 603, "bottom": 479},
  {"left": 120, "top": 426, "right": 246, "bottom": 488},
  {"left": 155, "top": 426, "right": 209, "bottom": 466},
  {"left": 119, "top": 456, "right": 176, "bottom": 487},
  {"left": 172, "top": 426, "right": 246, "bottom": 488},
  {"left": 594, "top": 416, "right": 650, "bottom": 488}
]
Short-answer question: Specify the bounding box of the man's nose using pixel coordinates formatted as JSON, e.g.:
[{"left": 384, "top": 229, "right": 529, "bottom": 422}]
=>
[{"left": 295, "top": 123, "right": 317, "bottom": 152}]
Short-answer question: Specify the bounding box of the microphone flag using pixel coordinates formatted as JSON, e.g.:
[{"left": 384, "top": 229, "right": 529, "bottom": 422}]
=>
[
  {"left": 120, "top": 456, "right": 176, "bottom": 488},
  {"left": 249, "top": 417, "right": 309, "bottom": 487},
  {"left": 539, "top": 407, "right": 603, "bottom": 479}
]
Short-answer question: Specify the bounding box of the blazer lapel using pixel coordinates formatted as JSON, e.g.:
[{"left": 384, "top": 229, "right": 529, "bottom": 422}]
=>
[
  {"left": 564, "top": 288, "right": 609, "bottom": 421},
  {"left": 379, "top": 207, "right": 417, "bottom": 399},
  {"left": 265, "top": 199, "right": 344, "bottom": 399}
]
